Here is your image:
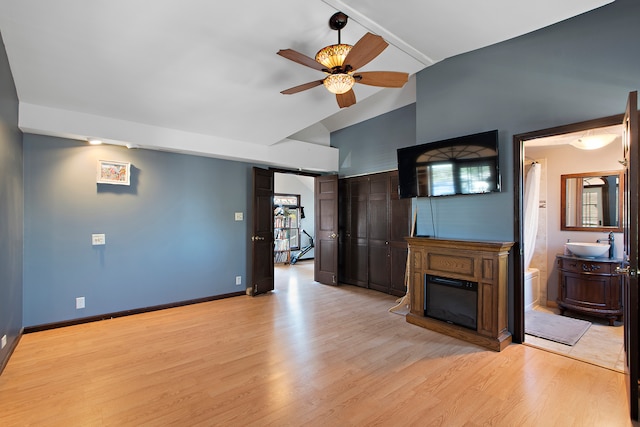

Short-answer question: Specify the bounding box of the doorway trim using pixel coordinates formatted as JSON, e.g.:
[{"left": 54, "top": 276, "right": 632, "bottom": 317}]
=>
[{"left": 511, "top": 114, "right": 624, "bottom": 343}]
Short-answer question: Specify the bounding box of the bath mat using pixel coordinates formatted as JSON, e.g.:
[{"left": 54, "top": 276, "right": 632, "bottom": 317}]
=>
[{"left": 525, "top": 310, "right": 591, "bottom": 346}]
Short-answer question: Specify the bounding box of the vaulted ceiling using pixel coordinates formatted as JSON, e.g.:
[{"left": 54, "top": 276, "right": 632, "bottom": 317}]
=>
[{"left": 0, "top": 0, "right": 612, "bottom": 171}]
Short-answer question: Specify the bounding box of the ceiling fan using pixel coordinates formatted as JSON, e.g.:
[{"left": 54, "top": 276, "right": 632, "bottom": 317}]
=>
[{"left": 277, "top": 12, "right": 409, "bottom": 109}]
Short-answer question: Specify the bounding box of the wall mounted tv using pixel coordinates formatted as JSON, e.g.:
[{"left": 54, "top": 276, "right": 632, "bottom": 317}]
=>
[{"left": 397, "top": 130, "right": 500, "bottom": 198}]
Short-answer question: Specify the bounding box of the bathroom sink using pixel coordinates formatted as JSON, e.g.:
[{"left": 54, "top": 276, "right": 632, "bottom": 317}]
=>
[{"left": 566, "top": 242, "right": 610, "bottom": 258}]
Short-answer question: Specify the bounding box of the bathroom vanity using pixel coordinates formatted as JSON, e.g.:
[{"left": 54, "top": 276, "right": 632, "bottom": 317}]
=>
[{"left": 556, "top": 255, "right": 623, "bottom": 325}]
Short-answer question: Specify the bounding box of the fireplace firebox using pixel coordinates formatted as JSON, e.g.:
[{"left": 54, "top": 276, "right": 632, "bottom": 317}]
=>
[{"left": 425, "top": 275, "right": 478, "bottom": 330}]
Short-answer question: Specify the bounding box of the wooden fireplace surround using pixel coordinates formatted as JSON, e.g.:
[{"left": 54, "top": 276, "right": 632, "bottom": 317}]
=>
[{"left": 406, "top": 237, "right": 514, "bottom": 351}]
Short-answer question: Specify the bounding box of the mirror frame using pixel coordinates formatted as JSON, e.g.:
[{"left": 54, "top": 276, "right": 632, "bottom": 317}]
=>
[{"left": 560, "top": 170, "right": 623, "bottom": 232}]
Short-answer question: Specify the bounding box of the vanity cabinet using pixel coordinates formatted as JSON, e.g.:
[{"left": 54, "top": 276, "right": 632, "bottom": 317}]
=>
[{"left": 556, "top": 255, "right": 623, "bottom": 325}]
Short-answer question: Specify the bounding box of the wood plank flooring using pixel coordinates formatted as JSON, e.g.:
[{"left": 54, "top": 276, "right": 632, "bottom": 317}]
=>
[{"left": 0, "top": 261, "right": 634, "bottom": 426}]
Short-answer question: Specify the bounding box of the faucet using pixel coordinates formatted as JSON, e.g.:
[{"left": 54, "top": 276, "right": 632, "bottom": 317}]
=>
[
  {"left": 597, "top": 232, "right": 615, "bottom": 258},
  {"left": 608, "top": 232, "right": 615, "bottom": 258}
]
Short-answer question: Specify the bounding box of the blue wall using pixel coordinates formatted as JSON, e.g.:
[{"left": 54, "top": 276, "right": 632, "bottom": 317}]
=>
[
  {"left": 0, "top": 31, "right": 23, "bottom": 367},
  {"left": 413, "top": 0, "right": 640, "bottom": 241},
  {"left": 23, "top": 136, "right": 252, "bottom": 327},
  {"left": 332, "top": 103, "right": 416, "bottom": 177},
  {"left": 332, "top": 0, "right": 640, "bottom": 241}
]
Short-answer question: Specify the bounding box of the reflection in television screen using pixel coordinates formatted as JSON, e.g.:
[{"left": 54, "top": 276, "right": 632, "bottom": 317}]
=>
[{"left": 397, "top": 130, "right": 500, "bottom": 198}]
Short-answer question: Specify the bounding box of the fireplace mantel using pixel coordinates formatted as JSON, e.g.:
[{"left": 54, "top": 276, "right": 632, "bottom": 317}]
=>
[{"left": 406, "top": 237, "right": 514, "bottom": 351}]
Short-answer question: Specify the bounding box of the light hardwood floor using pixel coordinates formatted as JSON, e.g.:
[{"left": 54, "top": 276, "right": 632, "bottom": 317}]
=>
[{"left": 0, "top": 261, "right": 635, "bottom": 426}]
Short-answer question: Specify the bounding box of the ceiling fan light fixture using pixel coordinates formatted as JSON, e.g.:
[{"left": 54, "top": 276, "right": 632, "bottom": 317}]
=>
[
  {"left": 323, "top": 73, "right": 355, "bottom": 94},
  {"left": 278, "top": 12, "right": 401, "bottom": 108},
  {"left": 315, "top": 44, "right": 352, "bottom": 69}
]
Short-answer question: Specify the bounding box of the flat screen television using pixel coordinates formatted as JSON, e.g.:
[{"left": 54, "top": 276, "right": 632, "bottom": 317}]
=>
[{"left": 397, "top": 130, "right": 500, "bottom": 198}]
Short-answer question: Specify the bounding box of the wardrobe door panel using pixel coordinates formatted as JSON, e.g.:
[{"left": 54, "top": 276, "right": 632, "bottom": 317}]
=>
[
  {"left": 389, "top": 244, "right": 408, "bottom": 296},
  {"left": 368, "top": 175, "right": 390, "bottom": 293},
  {"left": 389, "top": 172, "right": 411, "bottom": 296},
  {"left": 351, "top": 178, "right": 369, "bottom": 286}
]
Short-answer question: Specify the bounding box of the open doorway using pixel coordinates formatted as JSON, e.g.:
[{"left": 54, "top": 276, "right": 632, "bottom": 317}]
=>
[
  {"left": 252, "top": 168, "right": 338, "bottom": 295},
  {"left": 273, "top": 172, "right": 316, "bottom": 286},
  {"left": 514, "top": 116, "right": 625, "bottom": 371}
]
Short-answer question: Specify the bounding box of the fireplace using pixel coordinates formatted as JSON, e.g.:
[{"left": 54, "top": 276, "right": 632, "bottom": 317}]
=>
[
  {"left": 405, "top": 237, "right": 513, "bottom": 351},
  {"left": 425, "top": 275, "right": 478, "bottom": 330}
]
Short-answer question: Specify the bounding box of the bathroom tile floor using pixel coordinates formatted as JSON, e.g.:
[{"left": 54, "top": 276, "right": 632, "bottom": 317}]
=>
[{"left": 525, "top": 305, "right": 625, "bottom": 372}]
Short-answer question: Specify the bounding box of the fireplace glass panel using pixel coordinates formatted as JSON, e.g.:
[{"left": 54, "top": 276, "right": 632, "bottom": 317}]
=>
[{"left": 425, "top": 275, "right": 478, "bottom": 330}]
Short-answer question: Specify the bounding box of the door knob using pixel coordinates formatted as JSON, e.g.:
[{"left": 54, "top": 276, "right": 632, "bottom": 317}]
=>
[
  {"left": 616, "top": 266, "right": 630, "bottom": 275},
  {"left": 330, "top": 233, "right": 337, "bottom": 239}
]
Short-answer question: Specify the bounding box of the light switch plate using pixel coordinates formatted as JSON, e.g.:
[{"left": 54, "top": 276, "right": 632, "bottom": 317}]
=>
[
  {"left": 234, "top": 212, "right": 243, "bottom": 221},
  {"left": 92, "top": 233, "right": 106, "bottom": 245}
]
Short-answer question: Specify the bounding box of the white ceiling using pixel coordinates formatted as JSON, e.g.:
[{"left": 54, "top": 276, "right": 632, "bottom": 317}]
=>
[
  {"left": 0, "top": 0, "right": 612, "bottom": 171},
  {"left": 525, "top": 124, "right": 623, "bottom": 147}
]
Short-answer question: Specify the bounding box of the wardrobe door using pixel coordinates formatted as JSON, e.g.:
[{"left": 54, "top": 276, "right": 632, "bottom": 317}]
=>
[
  {"left": 338, "top": 179, "right": 349, "bottom": 284},
  {"left": 339, "top": 171, "right": 410, "bottom": 296},
  {"left": 389, "top": 172, "right": 411, "bottom": 297},
  {"left": 350, "top": 177, "right": 369, "bottom": 288},
  {"left": 368, "top": 173, "right": 391, "bottom": 293}
]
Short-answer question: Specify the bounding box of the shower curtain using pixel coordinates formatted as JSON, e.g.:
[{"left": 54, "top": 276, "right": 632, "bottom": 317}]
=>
[{"left": 524, "top": 162, "right": 541, "bottom": 270}]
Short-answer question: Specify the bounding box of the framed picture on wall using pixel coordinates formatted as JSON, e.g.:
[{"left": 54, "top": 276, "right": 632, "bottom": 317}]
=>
[{"left": 97, "top": 160, "right": 131, "bottom": 185}]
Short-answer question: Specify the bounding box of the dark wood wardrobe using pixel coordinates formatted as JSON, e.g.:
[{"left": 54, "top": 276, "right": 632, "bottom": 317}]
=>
[{"left": 338, "top": 170, "right": 411, "bottom": 297}]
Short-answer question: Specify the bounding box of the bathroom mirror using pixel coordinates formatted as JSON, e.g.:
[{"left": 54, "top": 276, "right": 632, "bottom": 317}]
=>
[{"left": 561, "top": 170, "right": 623, "bottom": 232}]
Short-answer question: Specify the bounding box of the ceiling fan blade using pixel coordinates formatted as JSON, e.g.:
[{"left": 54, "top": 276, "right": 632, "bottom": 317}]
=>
[
  {"left": 281, "top": 80, "right": 324, "bottom": 95},
  {"left": 343, "top": 32, "right": 388, "bottom": 72},
  {"left": 277, "top": 49, "right": 327, "bottom": 72},
  {"left": 355, "top": 71, "right": 409, "bottom": 88},
  {"left": 336, "top": 89, "right": 356, "bottom": 108}
]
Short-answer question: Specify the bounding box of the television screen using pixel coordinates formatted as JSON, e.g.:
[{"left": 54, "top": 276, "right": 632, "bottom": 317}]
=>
[{"left": 397, "top": 130, "right": 500, "bottom": 198}]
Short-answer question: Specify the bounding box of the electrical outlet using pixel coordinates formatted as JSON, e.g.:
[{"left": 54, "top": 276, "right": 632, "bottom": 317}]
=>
[
  {"left": 1, "top": 335, "right": 6, "bottom": 349},
  {"left": 236, "top": 276, "right": 242, "bottom": 285},
  {"left": 234, "top": 212, "right": 243, "bottom": 221},
  {"left": 76, "top": 297, "right": 85, "bottom": 309}
]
